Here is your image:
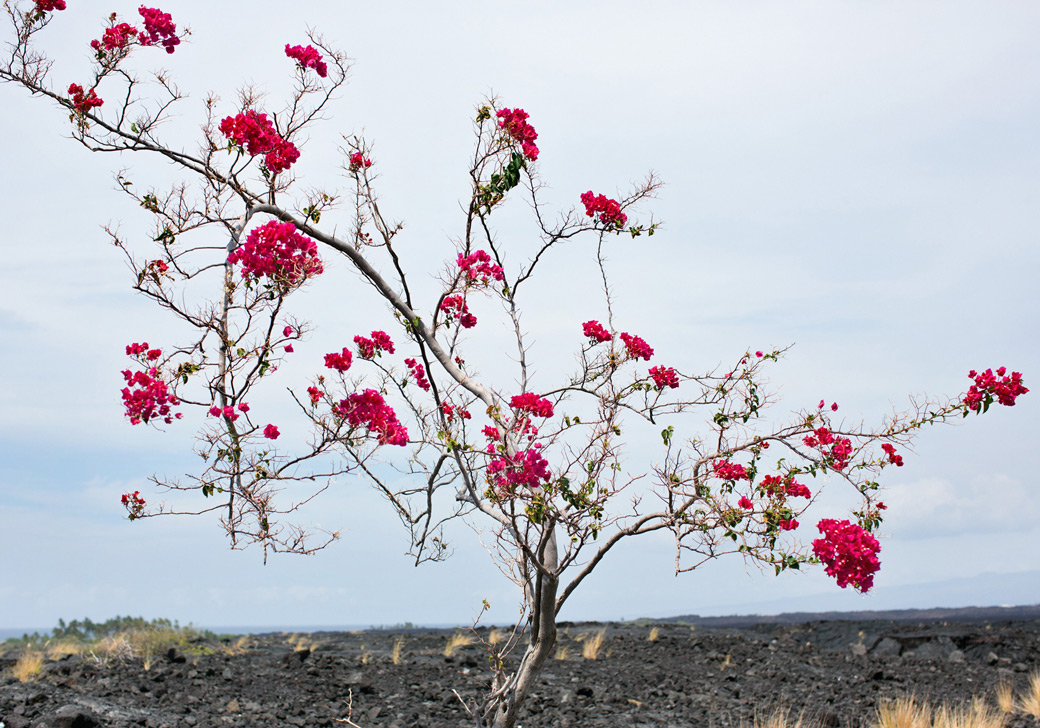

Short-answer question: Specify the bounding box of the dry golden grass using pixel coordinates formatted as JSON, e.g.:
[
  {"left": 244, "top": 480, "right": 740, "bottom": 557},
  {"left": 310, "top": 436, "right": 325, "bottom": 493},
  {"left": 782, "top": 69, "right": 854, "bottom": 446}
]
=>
[
  {"left": 45, "top": 639, "right": 85, "bottom": 660},
  {"left": 1018, "top": 671, "right": 1040, "bottom": 719},
  {"left": 719, "top": 652, "right": 733, "bottom": 671},
  {"left": 579, "top": 628, "right": 606, "bottom": 660},
  {"left": 875, "top": 694, "right": 1003, "bottom": 728},
  {"left": 488, "top": 628, "right": 506, "bottom": 646},
  {"left": 360, "top": 645, "right": 372, "bottom": 665},
  {"left": 11, "top": 651, "right": 43, "bottom": 683},
  {"left": 554, "top": 644, "right": 570, "bottom": 661},
  {"left": 391, "top": 636, "right": 405, "bottom": 665},
  {"left": 742, "top": 707, "right": 817, "bottom": 728},
  {"left": 648, "top": 626, "right": 661, "bottom": 642},
  {"left": 995, "top": 681, "right": 1014, "bottom": 714},
  {"left": 443, "top": 632, "right": 476, "bottom": 657}
]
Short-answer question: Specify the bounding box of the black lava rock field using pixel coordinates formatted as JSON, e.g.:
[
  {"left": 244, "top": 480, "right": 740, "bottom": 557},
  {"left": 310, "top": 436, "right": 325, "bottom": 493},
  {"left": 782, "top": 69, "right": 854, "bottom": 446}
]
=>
[{"left": 3, "top": 615, "right": 1040, "bottom": 728}]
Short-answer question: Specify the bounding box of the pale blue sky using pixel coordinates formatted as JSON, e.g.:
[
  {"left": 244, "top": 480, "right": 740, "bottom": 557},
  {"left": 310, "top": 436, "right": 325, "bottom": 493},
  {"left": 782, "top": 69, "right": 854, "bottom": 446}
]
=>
[{"left": 1, "top": 0, "right": 1038, "bottom": 632}]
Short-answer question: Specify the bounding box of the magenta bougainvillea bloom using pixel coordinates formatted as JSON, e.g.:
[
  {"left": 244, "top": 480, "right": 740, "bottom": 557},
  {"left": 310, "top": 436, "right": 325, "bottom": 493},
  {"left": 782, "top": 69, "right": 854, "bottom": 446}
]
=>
[
  {"left": 496, "top": 107, "right": 539, "bottom": 161},
  {"left": 964, "top": 367, "right": 1028, "bottom": 412},
  {"left": 440, "top": 295, "right": 477, "bottom": 328},
  {"left": 802, "top": 426, "right": 853, "bottom": 471},
  {"left": 348, "top": 152, "right": 372, "bottom": 172},
  {"left": 581, "top": 320, "right": 612, "bottom": 344},
  {"left": 219, "top": 110, "right": 300, "bottom": 175},
  {"left": 509, "top": 393, "right": 555, "bottom": 419},
  {"left": 228, "top": 221, "right": 322, "bottom": 287},
  {"left": 488, "top": 445, "right": 551, "bottom": 494},
  {"left": 68, "top": 83, "right": 103, "bottom": 114},
  {"left": 121, "top": 343, "right": 181, "bottom": 425},
  {"left": 285, "top": 43, "right": 328, "bottom": 77},
  {"left": 324, "top": 348, "right": 353, "bottom": 372},
  {"left": 457, "top": 250, "right": 504, "bottom": 284},
  {"left": 713, "top": 459, "right": 749, "bottom": 482},
  {"left": 34, "top": 0, "right": 65, "bottom": 12},
  {"left": 619, "top": 332, "right": 653, "bottom": 361},
  {"left": 263, "top": 424, "right": 280, "bottom": 440},
  {"left": 354, "top": 330, "right": 394, "bottom": 359},
  {"left": 403, "top": 358, "right": 430, "bottom": 391},
  {"left": 580, "top": 191, "right": 627, "bottom": 229},
  {"left": 649, "top": 365, "right": 679, "bottom": 390},
  {"left": 333, "top": 389, "right": 408, "bottom": 446},
  {"left": 881, "top": 443, "right": 904, "bottom": 467},
  {"left": 138, "top": 6, "right": 179, "bottom": 54},
  {"left": 812, "top": 519, "right": 881, "bottom": 593},
  {"left": 737, "top": 496, "right": 754, "bottom": 510},
  {"left": 91, "top": 22, "right": 138, "bottom": 54}
]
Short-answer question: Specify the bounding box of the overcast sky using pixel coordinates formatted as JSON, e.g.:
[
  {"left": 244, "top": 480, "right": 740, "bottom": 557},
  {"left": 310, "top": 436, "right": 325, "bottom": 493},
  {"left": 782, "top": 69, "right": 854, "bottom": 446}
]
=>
[{"left": 1, "top": 0, "right": 1038, "bottom": 634}]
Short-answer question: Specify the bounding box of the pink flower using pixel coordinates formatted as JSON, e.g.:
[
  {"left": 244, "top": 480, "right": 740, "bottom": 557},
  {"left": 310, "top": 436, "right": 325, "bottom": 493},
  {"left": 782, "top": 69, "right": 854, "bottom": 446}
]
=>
[
  {"left": 713, "top": 459, "right": 749, "bottom": 481},
  {"left": 208, "top": 406, "right": 222, "bottom": 417},
  {"left": 812, "top": 519, "right": 881, "bottom": 593},
  {"left": 496, "top": 107, "right": 539, "bottom": 161},
  {"left": 619, "top": 332, "right": 653, "bottom": 361},
  {"left": 34, "top": 0, "right": 65, "bottom": 13},
  {"left": 755, "top": 351, "right": 763, "bottom": 357},
  {"left": 818, "top": 400, "right": 825, "bottom": 409},
  {"left": 440, "top": 295, "right": 477, "bottom": 328},
  {"left": 831, "top": 402, "right": 839, "bottom": 411},
  {"left": 510, "top": 392, "right": 555, "bottom": 418},
  {"left": 738, "top": 496, "right": 754, "bottom": 510},
  {"left": 219, "top": 110, "right": 300, "bottom": 175},
  {"left": 487, "top": 444, "right": 552, "bottom": 495},
  {"left": 348, "top": 152, "right": 372, "bottom": 172},
  {"left": 91, "top": 22, "right": 138, "bottom": 55},
  {"left": 263, "top": 424, "right": 280, "bottom": 439},
  {"left": 354, "top": 331, "right": 395, "bottom": 360},
  {"left": 457, "top": 250, "right": 504, "bottom": 284},
  {"left": 580, "top": 191, "right": 628, "bottom": 230},
  {"left": 784, "top": 479, "right": 811, "bottom": 499},
  {"left": 649, "top": 365, "right": 679, "bottom": 390},
  {"left": 121, "top": 363, "right": 180, "bottom": 425},
  {"left": 964, "top": 367, "right": 1029, "bottom": 412},
  {"left": 404, "top": 358, "right": 430, "bottom": 391},
  {"left": 285, "top": 43, "right": 328, "bottom": 77},
  {"left": 778, "top": 518, "right": 799, "bottom": 531},
  {"left": 137, "top": 6, "right": 179, "bottom": 54},
  {"left": 582, "top": 320, "right": 612, "bottom": 344},
  {"left": 283, "top": 325, "right": 294, "bottom": 337},
  {"left": 228, "top": 221, "right": 322, "bottom": 288},
  {"left": 284, "top": 344, "right": 294, "bottom": 353},
  {"left": 881, "top": 443, "right": 904, "bottom": 467},
  {"left": 237, "top": 402, "right": 250, "bottom": 413},
  {"left": 68, "top": 84, "right": 103, "bottom": 115},
  {"left": 324, "top": 348, "right": 353, "bottom": 372},
  {"left": 121, "top": 490, "right": 146, "bottom": 519},
  {"left": 306, "top": 386, "right": 322, "bottom": 405},
  {"left": 333, "top": 389, "right": 408, "bottom": 446}
]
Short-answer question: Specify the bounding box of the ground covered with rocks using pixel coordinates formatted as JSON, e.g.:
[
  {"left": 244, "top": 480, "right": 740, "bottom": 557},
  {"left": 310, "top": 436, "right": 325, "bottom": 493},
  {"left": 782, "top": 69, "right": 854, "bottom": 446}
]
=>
[{"left": 2, "top": 617, "right": 1039, "bottom": 728}]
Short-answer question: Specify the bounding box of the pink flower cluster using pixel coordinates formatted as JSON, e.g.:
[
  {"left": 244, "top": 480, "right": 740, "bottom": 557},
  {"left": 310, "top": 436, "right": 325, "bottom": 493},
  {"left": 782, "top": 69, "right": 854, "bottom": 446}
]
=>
[
  {"left": 496, "top": 107, "right": 539, "bottom": 161},
  {"left": 228, "top": 221, "right": 323, "bottom": 287},
  {"left": 802, "top": 426, "right": 853, "bottom": 471},
  {"left": 964, "top": 367, "right": 1028, "bottom": 412},
  {"left": 649, "top": 365, "right": 679, "bottom": 390},
  {"left": 208, "top": 404, "right": 240, "bottom": 421},
  {"left": 219, "top": 111, "right": 300, "bottom": 175},
  {"left": 509, "top": 393, "right": 554, "bottom": 418},
  {"left": 263, "top": 424, "right": 280, "bottom": 439},
  {"left": 354, "top": 331, "right": 395, "bottom": 360},
  {"left": 324, "top": 348, "right": 353, "bottom": 372},
  {"left": 306, "top": 385, "right": 323, "bottom": 405},
  {"left": 440, "top": 403, "right": 472, "bottom": 422},
  {"left": 285, "top": 43, "right": 328, "bottom": 77},
  {"left": 457, "top": 250, "right": 504, "bottom": 284},
  {"left": 580, "top": 191, "right": 627, "bottom": 229},
  {"left": 137, "top": 6, "right": 179, "bottom": 54},
  {"left": 34, "top": 0, "right": 65, "bottom": 12},
  {"left": 881, "top": 443, "right": 904, "bottom": 467},
  {"left": 812, "top": 519, "right": 881, "bottom": 593},
  {"left": 582, "top": 320, "right": 612, "bottom": 344},
  {"left": 713, "top": 459, "right": 749, "bottom": 481},
  {"left": 404, "top": 358, "right": 430, "bottom": 391},
  {"left": 91, "top": 21, "right": 138, "bottom": 54},
  {"left": 488, "top": 445, "right": 551, "bottom": 494},
  {"left": 760, "top": 473, "right": 811, "bottom": 500},
  {"left": 68, "top": 84, "right": 103, "bottom": 114},
  {"left": 440, "top": 295, "right": 477, "bottom": 328},
  {"left": 333, "top": 389, "right": 408, "bottom": 446},
  {"left": 121, "top": 344, "right": 180, "bottom": 425},
  {"left": 121, "top": 490, "right": 145, "bottom": 518},
  {"left": 620, "top": 332, "right": 653, "bottom": 361},
  {"left": 348, "top": 152, "right": 372, "bottom": 173}
]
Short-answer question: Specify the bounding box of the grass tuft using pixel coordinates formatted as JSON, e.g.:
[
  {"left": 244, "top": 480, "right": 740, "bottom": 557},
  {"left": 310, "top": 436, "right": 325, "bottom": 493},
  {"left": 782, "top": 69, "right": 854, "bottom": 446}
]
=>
[
  {"left": 743, "top": 707, "right": 818, "bottom": 728},
  {"left": 11, "top": 651, "right": 44, "bottom": 683},
  {"left": 648, "top": 626, "right": 661, "bottom": 642},
  {"left": 1018, "top": 671, "right": 1040, "bottom": 719},
  {"left": 391, "top": 636, "right": 405, "bottom": 665},
  {"left": 579, "top": 628, "right": 606, "bottom": 660},
  {"left": 443, "top": 631, "right": 476, "bottom": 657}
]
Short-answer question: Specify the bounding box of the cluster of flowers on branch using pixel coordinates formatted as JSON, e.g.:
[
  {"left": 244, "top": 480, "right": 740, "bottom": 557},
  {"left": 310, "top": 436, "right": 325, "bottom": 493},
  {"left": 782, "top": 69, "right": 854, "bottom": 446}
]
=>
[
  {"left": 964, "top": 367, "right": 1028, "bottom": 413},
  {"left": 582, "top": 320, "right": 612, "bottom": 344},
  {"left": 403, "top": 358, "right": 430, "bottom": 391},
  {"left": 802, "top": 425, "right": 853, "bottom": 471},
  {"left": 90, "top": 19, "right": 137, "bottom": 55},
  {"left": 440, "top": 295, "right": 476, "bottom": 328},
  {"left": 620, "top": 331, "right": 654, "bottom": 361},
  {"left": 137, "top": 6, "right": 179, "bottom": 53},
  {"left": 121, "top": 343, "right": 180, "bottom": 425},
  {"left": 649, "top": 365, "right": 679, "bottom": 390},
  {"left": 580, "top": 191, "right": 628, "bottom": 230},
  {"left": 348, "top": 152, "right": 372, "bottom": 173},
  {"left": 33, "top": 0, "right": 65, "bottom": 15},
  {"left": 354, "top": 331, "right": 394, "bottom": 360},
  {"left": 496, "top": 107, "right": 539, "bottom": 161},
  {"left": 324, "top": 348, "right": 353, "bottom": 372},
  {"left": 67, "top": 83, "right": 102, "bottom": 114},
  {"left": 488, "top": 445, "right": 552, "bottom": 495},
  {"left": 285, "top": 43, "right": 327, "bottom": 77},
  {"left": 812, "top": 519, "right": 881, "bottom": 593},
  {"left": 219, "top": 111, "right": 300, "bottom": 175},
  {"left": 227, "top": 221, "right": 323, "bottom": 288},
  {"left": 457, "top": 250, "right": 503, "bottom": 285},
  {"left": 332, "top": 389, "right": 408, "bottom": 446},
  {"left": 121, "top": 490, "right": 146, "bottom": 519}
]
